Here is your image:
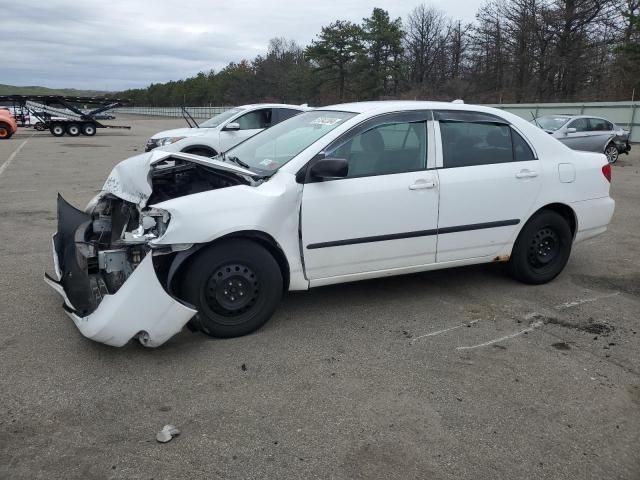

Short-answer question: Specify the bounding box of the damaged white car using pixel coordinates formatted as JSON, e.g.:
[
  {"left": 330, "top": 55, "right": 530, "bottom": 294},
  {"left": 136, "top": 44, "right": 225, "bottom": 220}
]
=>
[{"left": 46, "top": 102, "right": 615, "bottom": 347}]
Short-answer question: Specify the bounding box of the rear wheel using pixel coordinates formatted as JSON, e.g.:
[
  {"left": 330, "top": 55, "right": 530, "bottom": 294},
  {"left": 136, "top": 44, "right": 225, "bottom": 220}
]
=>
[
  {"left": 181, "top": 239, "right": 283, "bottom": 338},
  {"left": 604, "top": 143, "right": 618, "bottom": 164},
  {"left": 66, "top": 123, "right": 81, "bottom": 136},
  {"left": 0, "top": 122, "right": 12, "bottom": 139},
  {"left": 508, "top": 210, "right": 573, "bottom": 284},
  {"left": 50, "top": 123, "right": 65, "bottom": 137},
  {"left": 81, "top": 123, "right": 97, "bottom": 136}
]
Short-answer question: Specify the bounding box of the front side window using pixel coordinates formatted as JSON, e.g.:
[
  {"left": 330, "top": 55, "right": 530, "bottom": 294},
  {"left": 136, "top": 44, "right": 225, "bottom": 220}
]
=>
[
  {"left": 199, "top": 108, "right": 242, "bottom": 128},
  {"left": 440, "top": 121, "right": 535, "bottom": 168},
  {"left": 325, "top": 120, "right": 427, "bottom": 178},
  {"left": 226, "top": 110, "right": 356, "bottom": 174},
  {"left": 568, "top": 118, "right": 589, "bottom": 132},
  {"left": 236, "top": 109, "right": 272, "bottom": 130}
]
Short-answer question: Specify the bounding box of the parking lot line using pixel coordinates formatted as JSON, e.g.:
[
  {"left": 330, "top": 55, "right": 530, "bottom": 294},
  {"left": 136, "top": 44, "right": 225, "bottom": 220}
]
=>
[
  {"left": 411, "top": 319, "right": 480, "bottom": 342},
  {"left": 456, "top": 320, "right": 544, "bottom": 350},
  {"left": 0, "top": 139, "right": 29, "bottom": 177}
]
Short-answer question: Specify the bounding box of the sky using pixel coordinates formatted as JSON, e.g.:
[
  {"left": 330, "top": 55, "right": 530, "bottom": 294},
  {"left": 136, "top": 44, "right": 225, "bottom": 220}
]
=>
[{"left": 2, "top": 1, "right": 484, "bottom": 91}]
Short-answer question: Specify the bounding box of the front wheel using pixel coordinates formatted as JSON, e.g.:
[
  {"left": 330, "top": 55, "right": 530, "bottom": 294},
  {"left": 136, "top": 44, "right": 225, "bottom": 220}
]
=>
[
  {"left": 508, "top": 211, "right": 573, "bottom": 285},
  {"left": 181, "top": 239, "right": 283, "bottom": 338},
  {"left": 604, "top": 143, "right": 618, "bottom": 164}
]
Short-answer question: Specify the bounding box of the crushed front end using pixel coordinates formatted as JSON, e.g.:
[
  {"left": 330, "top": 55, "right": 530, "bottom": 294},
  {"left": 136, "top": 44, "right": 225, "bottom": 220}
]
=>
[{"left": 45, "top": 194, "right": 196, "bottom": 347}]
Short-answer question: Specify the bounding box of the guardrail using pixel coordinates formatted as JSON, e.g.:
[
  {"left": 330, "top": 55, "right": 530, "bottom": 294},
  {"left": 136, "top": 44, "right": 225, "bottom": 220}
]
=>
[
  {"left": 489, "top": 101, "right": 639, "bottom": 143},
  {"left": 116, "top": 101, "right": 639, "bottom": 142},
  {"left": 113, "top": 106, "right": 232, "bottom": 119}
]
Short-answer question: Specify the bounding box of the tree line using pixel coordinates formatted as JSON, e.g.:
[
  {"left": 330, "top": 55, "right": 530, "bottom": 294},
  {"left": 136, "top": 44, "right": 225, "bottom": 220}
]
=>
[{"left": 121, "top": 0, "right": 640, "bottom": 106}]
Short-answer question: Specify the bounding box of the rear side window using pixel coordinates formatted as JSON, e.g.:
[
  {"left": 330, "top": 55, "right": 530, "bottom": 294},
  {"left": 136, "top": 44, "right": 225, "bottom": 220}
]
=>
[
  {"left": 588, "top": 118, "right": 613, "bottom": 131},
  {"left": 274, "top": 108, "right": 301, "bottom": 124},
  {"left": 440, "top": 122, "right": 535, "bottom": 168}
]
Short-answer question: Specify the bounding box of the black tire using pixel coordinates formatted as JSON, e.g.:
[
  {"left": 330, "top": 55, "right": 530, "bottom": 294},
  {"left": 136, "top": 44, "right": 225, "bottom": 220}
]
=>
[
  {"left": 604, "top": 142, "right": 618, "bottom": 164},
  {"left": 50, "top": 123, "right": 65, "bottom": 137},
  {"left": 183, "top": 147, "right": 216, "bottom": 158},
  {"left": 34, "top": 122, "right": 47, "bottom": 131},
  {"left": 181, "top": 239, "right": 283, "bottom": 338},
  {"left": 66, "top": 123, "right": 81, "bottom": 136},
  {"left": 0, "top": 122, "right": 13, "bottom": 140},
  {"left": 508, "top": 210, "right": 573, "bottom": 285},
  {"left": 81, "top": 123, "right": 97, "bottom": 136}
]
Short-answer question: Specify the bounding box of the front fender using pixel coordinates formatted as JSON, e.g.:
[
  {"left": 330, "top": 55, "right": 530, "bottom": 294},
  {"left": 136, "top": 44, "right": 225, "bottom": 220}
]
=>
[{"left": 151, "top": 172, "right": 308, "bottom": 290}]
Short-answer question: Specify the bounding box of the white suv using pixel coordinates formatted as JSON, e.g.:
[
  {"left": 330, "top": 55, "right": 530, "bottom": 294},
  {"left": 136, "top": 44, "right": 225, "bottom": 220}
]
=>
[
  {"left": 145, "top": 104, "right": 310, "bottom": 156},
  {"left": 47, "top": 101, "right": 614, "bottom": 347}
]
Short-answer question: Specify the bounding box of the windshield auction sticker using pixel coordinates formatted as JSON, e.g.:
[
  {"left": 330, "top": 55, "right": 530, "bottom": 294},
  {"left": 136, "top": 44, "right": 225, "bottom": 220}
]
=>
[{"left": 310, "top": 117, "right": 344, "bottom": 126}]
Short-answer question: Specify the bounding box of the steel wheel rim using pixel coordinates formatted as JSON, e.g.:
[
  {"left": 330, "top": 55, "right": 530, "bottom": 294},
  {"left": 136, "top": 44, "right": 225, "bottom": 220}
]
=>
[
  {"left": 53, "top": 126, "right": 64, "bottom": 135},
  {"left": 605, "top": 146, "right": 618, "bottom": 164},
  {"left": 527, "top": 227, "right": 561, "bottom": 269},
  {"left": 202, "top": 263, "right": 260, "bottom": 323},
  {"left": 0, "top": 128, "right": 7, "bottom": 138},
  {"left": 69, "top": 126, "right": 79, "bottom": 135}
]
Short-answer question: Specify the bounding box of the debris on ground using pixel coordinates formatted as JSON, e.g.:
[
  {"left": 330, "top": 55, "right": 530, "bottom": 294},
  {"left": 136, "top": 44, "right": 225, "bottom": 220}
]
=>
[{"left": 156, "top": 424, "right": 180, "bottom": 443}]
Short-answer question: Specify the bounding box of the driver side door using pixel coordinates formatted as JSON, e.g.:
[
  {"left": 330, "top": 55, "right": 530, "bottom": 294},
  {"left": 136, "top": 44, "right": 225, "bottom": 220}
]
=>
[{"left": 300, "top": 111, "right": 439, "bottom": 283}]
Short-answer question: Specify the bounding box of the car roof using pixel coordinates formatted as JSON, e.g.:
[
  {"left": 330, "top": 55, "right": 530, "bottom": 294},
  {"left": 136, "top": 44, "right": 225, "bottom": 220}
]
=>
[
  {"left": 238, "top": 103, "right": 311, "bottom": 111},
  {"left": 316, "top": 100, "right": 508, "bottom": 116}
]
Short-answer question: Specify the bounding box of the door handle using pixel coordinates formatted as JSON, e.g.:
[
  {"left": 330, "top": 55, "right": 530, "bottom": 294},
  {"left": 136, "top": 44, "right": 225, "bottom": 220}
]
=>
[
  {"left": 409, "top": 180, "right": 436, "bottom": 190},
  {"left": 515, "top": 170, "right": 538, "bottom": 179}
]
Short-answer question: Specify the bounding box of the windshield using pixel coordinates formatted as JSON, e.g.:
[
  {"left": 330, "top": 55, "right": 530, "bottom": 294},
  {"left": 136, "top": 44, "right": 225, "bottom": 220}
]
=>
[
  {"left": 533, "top": 115, "right": 570, "bottom": 131},
  {"left": 199, "top": 108, "right": 243, "bottom": 128},
  {"left": 225, "top": 110, "right": 356, "bottom": 174}
]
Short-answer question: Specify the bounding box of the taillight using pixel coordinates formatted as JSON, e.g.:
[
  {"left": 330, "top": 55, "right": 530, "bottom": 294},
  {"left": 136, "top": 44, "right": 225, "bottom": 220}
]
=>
[{"left": 602, "top": 164, "right": 611, "bottom": 183}]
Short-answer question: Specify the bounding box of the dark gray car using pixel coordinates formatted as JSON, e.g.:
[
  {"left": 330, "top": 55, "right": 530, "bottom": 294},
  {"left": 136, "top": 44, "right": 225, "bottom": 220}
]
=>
[{"left": 532, "top": 115, "right": 630, "bottom": 164}]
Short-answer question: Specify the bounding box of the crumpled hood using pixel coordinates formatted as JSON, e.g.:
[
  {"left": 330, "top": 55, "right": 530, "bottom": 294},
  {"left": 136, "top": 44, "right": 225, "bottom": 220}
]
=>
[
  {"left": 150, "top": 127, "right": 212, "bottom": 140},
  {"left": 102, "top": 150, "right": 259, "bottom": 206}
]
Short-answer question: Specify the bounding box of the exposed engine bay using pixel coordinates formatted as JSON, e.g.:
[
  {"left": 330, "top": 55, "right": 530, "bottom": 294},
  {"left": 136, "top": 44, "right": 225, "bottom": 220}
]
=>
[{"left": 54, "top": 158, "right": 250, "bottom": 317}]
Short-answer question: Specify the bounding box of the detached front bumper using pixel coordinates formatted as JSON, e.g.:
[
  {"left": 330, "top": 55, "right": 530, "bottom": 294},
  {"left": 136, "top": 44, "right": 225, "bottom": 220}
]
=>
[{"left": 44, "top": 195, "right": 196, "bottom": 347}]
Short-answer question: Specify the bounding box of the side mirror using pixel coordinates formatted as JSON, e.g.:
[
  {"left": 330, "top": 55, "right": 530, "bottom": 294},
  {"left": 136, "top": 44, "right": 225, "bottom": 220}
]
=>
[
  {"left": 224, "top": 122, "right": 240, "bottom": 131},
  {"left": 566, "top": 127, "right": 577, "bottom": 134},
  {"left": 309, "top": 157, "right": 348, "bottom": 180}
]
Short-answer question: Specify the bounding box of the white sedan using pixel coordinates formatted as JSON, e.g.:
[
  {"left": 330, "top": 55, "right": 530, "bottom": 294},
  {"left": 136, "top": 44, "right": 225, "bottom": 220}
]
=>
[
  {"left": 145, "top": 103, "right": 309, "bottom": 157},
  {"left": 46, "top": 101, "right": 615, "bottom": 347}
]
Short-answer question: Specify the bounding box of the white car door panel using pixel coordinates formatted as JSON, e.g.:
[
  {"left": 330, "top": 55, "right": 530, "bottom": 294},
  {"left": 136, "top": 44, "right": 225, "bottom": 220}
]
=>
[
  {"left": 301, "top": 113, "right": 438, "bottom": 280},
  {"left": 435, "top": 115, "right": 542, "bottom": 262},
  {"left": 302, "top": 172, "right": 439, "bottom": 279}
]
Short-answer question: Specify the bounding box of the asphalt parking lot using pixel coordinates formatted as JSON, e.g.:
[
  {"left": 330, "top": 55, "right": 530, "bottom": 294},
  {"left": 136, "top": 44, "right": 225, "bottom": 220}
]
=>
[{"left": 0, "top": 116, "right": 638, "bottom": 480}]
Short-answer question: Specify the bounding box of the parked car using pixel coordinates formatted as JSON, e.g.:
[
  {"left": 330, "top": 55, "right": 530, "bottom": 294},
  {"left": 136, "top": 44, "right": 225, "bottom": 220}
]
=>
[
  {"left": 46, "top": 101, "right": 615, "bottom": 347},
  {"left": 532, "top": 114, "right": 630, "bottom": 164},
  {"left": 145, "top": 104, "right": 310, "bottom": 157},
  {"left": 0, "top": 107, "right": 18, "bottom": 139}
]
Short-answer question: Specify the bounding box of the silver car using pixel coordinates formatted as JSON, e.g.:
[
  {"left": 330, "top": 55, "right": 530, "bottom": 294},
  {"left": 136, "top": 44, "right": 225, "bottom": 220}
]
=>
[{"left": 533, "top": 115, "right": 631, "bottom": 164}]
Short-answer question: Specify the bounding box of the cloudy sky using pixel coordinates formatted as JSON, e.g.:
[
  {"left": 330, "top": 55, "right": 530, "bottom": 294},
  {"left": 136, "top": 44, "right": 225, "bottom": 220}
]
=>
[{"left": 3, "top": 1, "right": 484, "bottom": 91}]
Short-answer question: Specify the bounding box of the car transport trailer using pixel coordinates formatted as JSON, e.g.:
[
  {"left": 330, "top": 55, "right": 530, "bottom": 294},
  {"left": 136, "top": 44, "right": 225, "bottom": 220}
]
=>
[{"left": 0, "top": 95, "right": 131, "bottom": 137}]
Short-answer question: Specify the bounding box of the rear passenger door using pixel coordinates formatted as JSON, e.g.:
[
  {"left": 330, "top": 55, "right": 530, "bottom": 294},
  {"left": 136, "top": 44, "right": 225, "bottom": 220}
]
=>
[{"left": 434, "top": 111, "right": 542, "bottom": 262}]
